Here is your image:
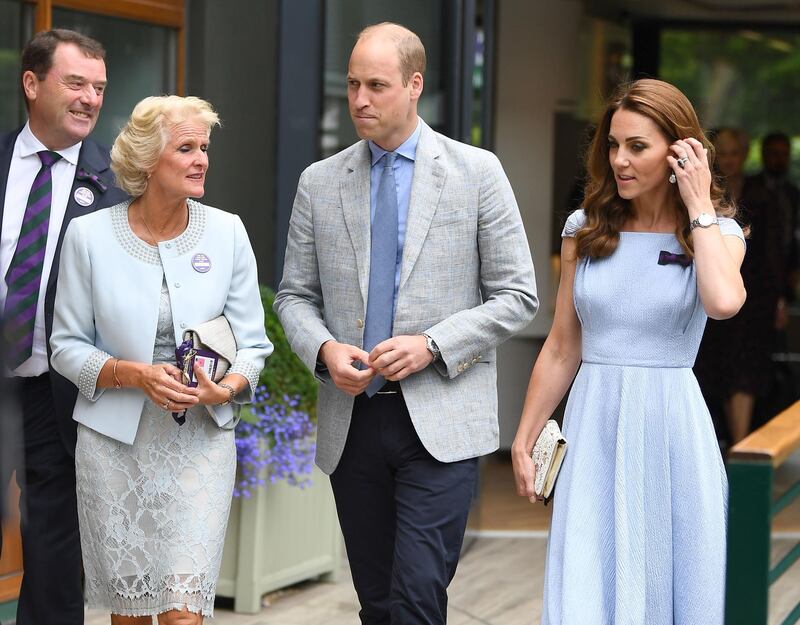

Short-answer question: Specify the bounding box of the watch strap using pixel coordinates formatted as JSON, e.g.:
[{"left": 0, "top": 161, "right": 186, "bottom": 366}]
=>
[
  {"left": 422, "top": 333, "right": 440, "bottom": 361},
  {"left": 690, "top": 213, "right": 719, "bottom": 230}
]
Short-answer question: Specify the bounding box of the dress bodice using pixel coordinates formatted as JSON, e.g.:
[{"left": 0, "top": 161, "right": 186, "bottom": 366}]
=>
[{"left": 563, "top": 210, "right": 745, "bottom": 368}]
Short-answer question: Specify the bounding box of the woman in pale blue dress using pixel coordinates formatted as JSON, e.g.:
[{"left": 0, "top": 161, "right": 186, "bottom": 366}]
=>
[{"left": 512, "top": 79, "right": 746, "bottom": 624}]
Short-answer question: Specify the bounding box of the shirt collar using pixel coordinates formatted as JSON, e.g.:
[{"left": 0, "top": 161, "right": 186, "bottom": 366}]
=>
[
  {"left": 18, "top": 120, "right": 82, "bottom": 166},
  {"left": 368, "top": 117, "right": 422, "bottom": 167}
]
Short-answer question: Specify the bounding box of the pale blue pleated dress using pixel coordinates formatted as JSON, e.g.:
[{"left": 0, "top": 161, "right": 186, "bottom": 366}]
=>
[{"left": 542, "top": 209, "right": 745, "bottom": 625}]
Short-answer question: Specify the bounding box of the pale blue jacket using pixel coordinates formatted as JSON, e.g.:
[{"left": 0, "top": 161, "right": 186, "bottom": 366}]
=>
[{"left": 50, "top": 200, "right": 272, "bottom": 444}]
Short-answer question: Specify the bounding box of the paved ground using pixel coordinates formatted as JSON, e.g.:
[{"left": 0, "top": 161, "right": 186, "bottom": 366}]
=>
[{"left": 83, "top": 534, "right": 800, "bottom": 625}]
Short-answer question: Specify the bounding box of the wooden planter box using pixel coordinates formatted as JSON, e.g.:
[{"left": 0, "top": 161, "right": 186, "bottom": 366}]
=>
[{"left": 216, "top": 465, "right": 342, "bottom": 613}]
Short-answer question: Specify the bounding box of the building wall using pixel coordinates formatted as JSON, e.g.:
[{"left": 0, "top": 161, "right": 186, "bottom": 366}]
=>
[
  {"left": 494, "top": 0, "right": 583, "bottom": 447},
  {"left": 187, "top": 0, "right": 279, "bottom": 286}
]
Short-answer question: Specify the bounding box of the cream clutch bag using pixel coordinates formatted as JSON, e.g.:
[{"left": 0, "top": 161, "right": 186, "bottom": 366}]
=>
[{"left": 531, "top": 420, "right": 567, "bottom": 503}]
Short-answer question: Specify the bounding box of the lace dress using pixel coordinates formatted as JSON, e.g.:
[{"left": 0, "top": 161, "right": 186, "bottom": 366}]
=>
[{"left": 75, "top": 278, "right": 236, "bottom": 617}]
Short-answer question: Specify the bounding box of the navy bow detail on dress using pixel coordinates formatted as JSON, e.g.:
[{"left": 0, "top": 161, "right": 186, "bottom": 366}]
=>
[
  {"left": 658, "top": 250, "right": 692, "bottom": 267},
  {"left": 75, "top": 168, "right": 108, "bottom": 193}
]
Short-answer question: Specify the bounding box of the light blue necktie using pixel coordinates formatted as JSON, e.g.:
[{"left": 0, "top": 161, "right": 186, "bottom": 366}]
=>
[{"left": 364, "top": 152, "right": 398, "bottom": 397}]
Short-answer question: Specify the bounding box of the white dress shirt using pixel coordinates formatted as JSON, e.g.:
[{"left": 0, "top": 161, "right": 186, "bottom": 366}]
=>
[{"left": 1, "top": 122, "right": 80, "bottom": 376}]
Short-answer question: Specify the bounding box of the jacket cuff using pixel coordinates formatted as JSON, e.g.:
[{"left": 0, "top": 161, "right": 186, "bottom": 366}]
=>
[
  {"left": 78, "top": 350, "right": 113, "bottom": 400},
  {"left": 228, "top": 358, "right": 261, "bottom": 403}
]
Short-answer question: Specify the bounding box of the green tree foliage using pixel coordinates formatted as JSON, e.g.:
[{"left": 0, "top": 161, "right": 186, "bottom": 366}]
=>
[
  {"left": 242, "top": 286, "right": 317, "bottom": 423},
  {"left": 660, "top": 29, "right": 800, "bottom": 177}
]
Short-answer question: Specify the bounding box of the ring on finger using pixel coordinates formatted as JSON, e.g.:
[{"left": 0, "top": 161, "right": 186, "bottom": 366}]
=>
[
  {"left": 162, "top": 400, "right": 170, "bottom": 410},
  {"left": 677, "top": 156, "right": 689, "bottom": 168}
]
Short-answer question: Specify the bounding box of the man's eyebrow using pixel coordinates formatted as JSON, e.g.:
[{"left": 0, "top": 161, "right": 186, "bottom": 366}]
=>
[{"left": 63, "top": 74, "right": 107, "bottom": 84}]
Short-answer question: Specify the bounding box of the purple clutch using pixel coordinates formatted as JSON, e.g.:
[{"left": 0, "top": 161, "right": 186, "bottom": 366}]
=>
[
  {"left": 172, "top": 340, "right": 221, "bottom": 425},
  {"left": 171, "top": 316, "right": 236, "bottom": 425},
  {"left": 175, "top": 340, "right": 220, "bottom": 388}
]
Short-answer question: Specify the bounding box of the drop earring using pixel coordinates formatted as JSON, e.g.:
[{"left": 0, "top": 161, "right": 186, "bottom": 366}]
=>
[{"left": 669, "top": 172, "right": 677, "bottom": 184}]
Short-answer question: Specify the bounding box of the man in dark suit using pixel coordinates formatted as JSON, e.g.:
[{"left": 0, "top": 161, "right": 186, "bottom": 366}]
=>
[
  {"left": 745, "top": 132, "right": 800, "bottom": 302},
  {"left": 0, "top": 29, "right": 126, "bottom": 625}
]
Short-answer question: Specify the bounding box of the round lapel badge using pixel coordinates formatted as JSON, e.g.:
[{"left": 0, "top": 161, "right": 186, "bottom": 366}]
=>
[
  {"left": 73, "top": 186, "right": 95, "bottom": 207},
  {"left": 191, "top": 253, "right": 211, "bottom": 273}
]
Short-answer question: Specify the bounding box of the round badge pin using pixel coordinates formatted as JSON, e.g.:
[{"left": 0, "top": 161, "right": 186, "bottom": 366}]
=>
[
  {"left": 191, "top": 253, "right": 211, "bottom": 273},
  {"left": 73, "top": 186, "right": 94, "bottom": 207}
]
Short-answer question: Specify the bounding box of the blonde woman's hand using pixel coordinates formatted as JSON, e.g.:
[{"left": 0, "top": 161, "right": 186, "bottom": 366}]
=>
[
  {"left": 192, "top": 362, "right": 233, "bottom": 406},
  {"left": 138, "top": 363, "right": 199, "bottom": 412},
  {"left": 668, "top": 137, "right": 713, "bottom": 214}
]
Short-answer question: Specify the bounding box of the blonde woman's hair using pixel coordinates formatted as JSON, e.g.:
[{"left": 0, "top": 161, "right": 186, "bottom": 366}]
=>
[{"left": 111, "top": 95, "right": 220, "bottom": 197}]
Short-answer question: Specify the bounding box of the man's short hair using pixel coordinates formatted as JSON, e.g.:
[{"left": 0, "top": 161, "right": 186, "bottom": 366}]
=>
[
  {"left": 22, "top": 29, "right": 105, "bottom": 82},
  {"left": 357, "top": 22, "right": 426, "bottom": 86},
  {"left": 762, "top": 132, "right": 791, "bottom": 152}
]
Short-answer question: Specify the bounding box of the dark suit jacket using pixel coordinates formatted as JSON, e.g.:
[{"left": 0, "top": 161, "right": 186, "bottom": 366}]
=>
[
  {"left": 743, "top": 171, "right": 800, "bottom": 300},
  {"left": 0, "top": 127, "right": 128, "bottom": 456}
]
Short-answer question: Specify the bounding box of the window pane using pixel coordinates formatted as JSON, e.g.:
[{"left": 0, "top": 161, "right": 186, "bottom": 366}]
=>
[
  {"left": 321, "top": 0, "right": 444, "bottom": 157},
  {"left": 53, "top": 7, "right": 176, "bottom": 148},
  {"left": 0, "top": 0, "right": 29, "bottom": 131}
]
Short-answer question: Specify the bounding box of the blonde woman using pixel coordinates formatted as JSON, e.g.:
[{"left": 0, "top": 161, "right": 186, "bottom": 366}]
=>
[{"left": 50, "top": 95, "right": 272, "bottom": 623}]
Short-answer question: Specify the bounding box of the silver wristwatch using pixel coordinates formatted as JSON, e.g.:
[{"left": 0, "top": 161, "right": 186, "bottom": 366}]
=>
[
  {"left": 422, "top": 333, "right": 440, "bottom": 361},
  {"left": 690, "top": 212, "right": 719, "bottom": 230}
]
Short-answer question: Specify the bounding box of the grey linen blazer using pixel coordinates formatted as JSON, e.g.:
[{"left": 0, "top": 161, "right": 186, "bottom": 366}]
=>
[{"left": 275, "top": 121, "right": 538, "bottom": 474}]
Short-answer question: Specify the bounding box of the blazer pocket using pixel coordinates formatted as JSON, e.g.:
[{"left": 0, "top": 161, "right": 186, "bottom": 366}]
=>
[{"left": 428, "top": 214, "right": 465, "bottom": 230}]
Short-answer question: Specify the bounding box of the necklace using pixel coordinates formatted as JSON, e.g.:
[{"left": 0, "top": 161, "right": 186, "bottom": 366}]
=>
[
  {"left": 136, "top": 204, "right": 188, "bottom": 245},
  {"left": 139, "top": 212, "right": 159, "bottom": 246}
]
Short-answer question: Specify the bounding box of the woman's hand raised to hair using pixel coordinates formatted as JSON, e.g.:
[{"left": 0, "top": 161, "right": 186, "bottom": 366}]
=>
[{"left": 668, "top": 137, "right": 713, "bottom": 215}]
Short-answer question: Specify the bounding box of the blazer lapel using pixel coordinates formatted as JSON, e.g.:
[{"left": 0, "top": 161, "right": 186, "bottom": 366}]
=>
[
  {"left": 340, "top": 142, "right": 372, "bottom": 306},
  {"left": 400, "top": 126, "right": 445, "bottom": 290},
  {"left": 46, "top": 140, "right": 116, "bottom": 297}
]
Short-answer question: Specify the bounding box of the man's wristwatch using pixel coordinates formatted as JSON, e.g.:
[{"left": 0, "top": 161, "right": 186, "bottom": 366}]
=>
[
  {"left": 690, "top": 212, "right": 719, "bottom": 230},
  {"left": 422, "top": 333, "right": 440, "bottom": 361}
]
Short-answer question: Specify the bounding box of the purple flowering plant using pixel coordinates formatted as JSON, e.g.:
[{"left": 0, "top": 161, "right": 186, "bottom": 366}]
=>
[
  {"left": 233, "top": 287, "right": 318, "bottom": 497},
  {"left": 234, "top": 387, "right": 316, "bottom": 497}
]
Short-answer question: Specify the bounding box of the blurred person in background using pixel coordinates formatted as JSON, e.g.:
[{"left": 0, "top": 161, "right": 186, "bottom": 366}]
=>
[
  {"left": 695, "top": 128, "right": 785, "bottom": 446},
  {"left": 749, "top": 132, "right": 799, "bottom": 301}
]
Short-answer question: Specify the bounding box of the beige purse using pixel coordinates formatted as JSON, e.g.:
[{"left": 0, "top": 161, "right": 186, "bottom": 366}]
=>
[{"left": 531, "top": 420, "right": 567, "bottom": 504}]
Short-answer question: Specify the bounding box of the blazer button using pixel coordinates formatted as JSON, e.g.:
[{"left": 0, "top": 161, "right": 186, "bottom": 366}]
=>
[
  {"left": 356, "top": 318, "right": 364, "bottom": 328},
  {"left": 165, "top": 242, "right": 172, "bottom": 249},
  {"left": 180, "top": 322, "right": 187, "bottom": 329},
  {"left": 175, "top": 282, "right": 181, "bottom": 288}
]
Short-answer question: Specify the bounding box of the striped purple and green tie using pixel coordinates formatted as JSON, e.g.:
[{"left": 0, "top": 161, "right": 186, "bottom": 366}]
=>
[{"left": 3, "top": 150, "right": 62, "bottom": 369}]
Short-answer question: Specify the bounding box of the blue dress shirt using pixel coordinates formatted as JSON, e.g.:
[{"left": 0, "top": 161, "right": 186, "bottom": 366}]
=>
[{"left": 368, "top": 119, "right": 422, "bottom": 312}]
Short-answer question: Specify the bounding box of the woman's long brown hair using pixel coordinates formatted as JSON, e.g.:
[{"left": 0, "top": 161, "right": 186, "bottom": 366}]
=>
[{"left": 575, "top": 79, "right": 735, "bottom": 259}]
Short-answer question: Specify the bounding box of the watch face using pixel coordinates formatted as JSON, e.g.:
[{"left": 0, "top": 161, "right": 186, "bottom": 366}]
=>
[{"left": 698, "top": 213, "right": 714, "bottom": 227}]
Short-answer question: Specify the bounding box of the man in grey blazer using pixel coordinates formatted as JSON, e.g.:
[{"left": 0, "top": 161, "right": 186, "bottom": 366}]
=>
[{"left": 275, "top": 22, "right": 537, "bottom": 624}]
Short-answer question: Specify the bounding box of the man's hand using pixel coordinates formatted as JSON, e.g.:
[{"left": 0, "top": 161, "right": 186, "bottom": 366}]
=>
[
  {"left": 319, "top": 340, "right": 375, "bottom": 396},
  {"left": 369, "top": 335, "right": 434, "bottom": 381}
]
